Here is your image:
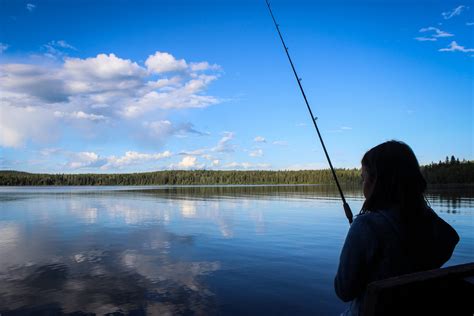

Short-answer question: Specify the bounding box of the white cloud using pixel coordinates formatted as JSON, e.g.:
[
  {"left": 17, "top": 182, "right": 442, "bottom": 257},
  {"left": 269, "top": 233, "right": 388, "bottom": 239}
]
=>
[
  {"left": 67, "top": 150, "right": 172, "bottom": 170},
  {"left": 222, "top": 162, "right": 271, "bottom": 170},
  {"left": 54, "top": 111, "right": 107, "bottom": 121},
  {"left": 55, "top": 40, "right": 76, "bottom": 50},
  {"left": 439, "top": 41, "right": 474, "bottom": 53},
  {"left": 178, "top": 156, "right": 197, "bottom": 168},
  {"left": 467, "top": 22, "right": 474, "bottom": 26},
  {"left": 0, "top": 64, "right": 70, "bottom": 103},
  {"left": 340, "top": 126, "right": 352, "bottom": 130},
  {"left": 43, "top": 40, "right": 76, "bottom": 59},
  {"left": 190, "top": 61, "right": 221, "bottom": 72},
  {"left": 414, "top": 37, "right": 437, "bottom": 42},
  {"left": 143, "top": 120, "right": 208, "bottom": 144},
  {"left": 0, "top": 43, "right": 9, "bottom": 53},
  {"left": 67, "top": 152, "right": 106, "bottom": 169},
  {"left": 249, "top": 149, "right": 263, "bottom": 157},
  {"left": 418, "top": 27, "right": 454, "bottom": 39},
  {"left": 213, "top": 132, "right": 236, "bottom": 153},
  {"left": 254, "top": 136, "right": 266, "bottom": 143},
  {"left": 296, "top": 123, "right": 307, "bottom": 127},
  {"left": 442, "top": 5, "right": 468, "bottom": 19},
  {"left": 145, "top": 53, "right": 222, "bottom": 74},
  {"left": 145, "top": 52, "right": 188, "bottom": 74},
  {"left": 26, "top": 3, "right": 36, "bottom": 12},
  {"left": 0, "top": 51, "right": 221, "bottom": 148},
  {"left": 104, "top": 150, "right": 172, "bottom": 169},
  {"left": 121, "top": 74, "right": 219, "bottom": 117},
  {"left": 144, "top": 120, "right": 174, "bottom": 137},
  {"left": 178, "top": 148, "right": 207, "bottom": 156},
  {"left": 146, "top": 76, "right": 182, "bottom": 89},
  {"left": 64, "top": 53, "right": 145, "bottom": 82},
  {"left": 167, "top": 156, "right": 204, "bottom": 170},
  {"left": 0, "top": 104, "right": 57, "bottom": 147}
]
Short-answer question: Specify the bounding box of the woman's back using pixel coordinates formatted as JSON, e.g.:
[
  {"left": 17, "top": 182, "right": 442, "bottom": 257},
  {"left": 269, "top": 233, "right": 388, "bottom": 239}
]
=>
[
  {"left": 334, "top": 141, "right": 459, "bottom": 316},
  {"left": 335, "top": 207, "right": 459, "bottom": 315}
]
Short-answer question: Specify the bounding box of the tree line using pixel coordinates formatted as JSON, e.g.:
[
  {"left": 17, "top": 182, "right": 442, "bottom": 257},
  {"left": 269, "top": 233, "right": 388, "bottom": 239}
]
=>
[
  {"left": 0, "top": 157, "right": 471, "bottom": 186},
  {"left": 0, "top": 169, "right": 360, "bottom": 186},
  {"left": 421, "top": 156, "right": 473, "bottom": 184}
]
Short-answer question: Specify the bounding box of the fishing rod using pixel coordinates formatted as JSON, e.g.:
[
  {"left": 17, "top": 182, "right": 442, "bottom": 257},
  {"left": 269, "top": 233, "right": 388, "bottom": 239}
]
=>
[{"left": 265, "top": 0, "right": 353, "bottom": 224}]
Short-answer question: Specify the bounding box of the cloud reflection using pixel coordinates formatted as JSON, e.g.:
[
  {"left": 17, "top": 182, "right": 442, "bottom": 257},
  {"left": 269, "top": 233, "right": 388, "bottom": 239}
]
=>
[{"left": 0, "top": 221, "right": 220, "bottom": 314}]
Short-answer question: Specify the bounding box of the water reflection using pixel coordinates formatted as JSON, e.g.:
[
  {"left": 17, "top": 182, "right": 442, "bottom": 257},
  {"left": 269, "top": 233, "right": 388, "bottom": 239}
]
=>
[
  {"left": 0, "top": 219, "right": 220, "bottom": 314},
  {"left": 128, "top": 184, "right": 365, "bottom": 200},
  {"left": 426, "top": 185, "right": 474, "bottom": 214},
  {"left": 0, "top": 185, "right": 472, "bottom": 315},
  {"left": 3, "top": 184, "right": 473, "bottom": 212}
]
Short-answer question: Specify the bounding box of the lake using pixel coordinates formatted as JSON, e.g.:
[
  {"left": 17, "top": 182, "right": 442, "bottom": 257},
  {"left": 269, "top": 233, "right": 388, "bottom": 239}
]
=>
[{"left": 0, "top": 185, "right": 472, "bottom": 315}]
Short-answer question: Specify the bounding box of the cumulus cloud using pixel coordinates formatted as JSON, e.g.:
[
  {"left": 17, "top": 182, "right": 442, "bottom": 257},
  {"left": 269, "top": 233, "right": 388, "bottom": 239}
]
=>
[
  {"left": 26, "top": 3, "right": 36, "bottom": 12},
  {"left": 64, "top": 53, "right": 146, "bottom": 83},
  {"left": 122, "top": 74, "right": 219, "bottom": 117},
  {"left": 254, "top": 136, "right": 266, "bottom": 143},
  {"left": 67, "top": 150, "right": 172, "bottom": 170},
  {"left": 439, "top": 41, "right": 474, "bottom": 53},
  {"left": 0, "top": 63, "right": 70, "bottom": 103},
  {"left": 146, "top": 52, "right": 187, "bottom": 74},
  {"left": 0, "top": 51, "right": 221, "bottom": 148},
  {"left": 105, "top": 151, "right": 172, "bottom": 169},
  {"left": 67, "top": 152, "right": 106, "bottom": 169},
  {"left": 178, "top": 156, "right": 198, "bottom": 168},
  {"left": 0, "top": 43, "right": 9, "bottom": 53},
  {"left": 0, "top": 104, "right": 57, "bottom": 147},
  {"left": 442, "top": 5, "right": 468, "bottom": 19},
  {"left": 167, "top": 156, "right": 205, "bottom": 170}
]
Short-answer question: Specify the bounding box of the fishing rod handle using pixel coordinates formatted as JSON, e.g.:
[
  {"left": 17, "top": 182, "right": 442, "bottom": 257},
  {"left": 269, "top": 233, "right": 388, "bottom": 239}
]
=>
[{"left": 343, "top": 202, "right": 353, "bottom": 224}]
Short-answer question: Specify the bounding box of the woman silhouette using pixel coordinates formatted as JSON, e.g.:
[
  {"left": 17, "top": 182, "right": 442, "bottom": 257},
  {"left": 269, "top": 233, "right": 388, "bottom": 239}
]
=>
[{"left": 334, "top": 140, "right": 459, "bottom": 316}]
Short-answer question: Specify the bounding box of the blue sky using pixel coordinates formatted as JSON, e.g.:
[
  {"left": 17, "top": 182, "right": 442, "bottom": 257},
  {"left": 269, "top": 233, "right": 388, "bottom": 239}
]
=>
[{"left": 0, "top": 0, "right": 472, "bottom": 173}]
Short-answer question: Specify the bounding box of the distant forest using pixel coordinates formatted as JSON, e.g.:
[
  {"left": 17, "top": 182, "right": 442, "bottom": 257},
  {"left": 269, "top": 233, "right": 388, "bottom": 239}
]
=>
[{"left": 0, "top": 156, "right": 471, "bottom": 186}]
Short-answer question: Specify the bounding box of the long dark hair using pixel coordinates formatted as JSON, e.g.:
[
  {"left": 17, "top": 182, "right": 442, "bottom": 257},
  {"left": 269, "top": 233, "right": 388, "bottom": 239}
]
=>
[{"left": 360, "top": 140, "right": 428, "bottom": 221}]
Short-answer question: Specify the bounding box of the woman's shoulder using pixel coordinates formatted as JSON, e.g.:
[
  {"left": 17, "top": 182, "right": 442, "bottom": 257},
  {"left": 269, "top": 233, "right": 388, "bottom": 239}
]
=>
[
  {"left": 353, "top": 209, "right": 393, "bottom": 223},
  {"left": 352, "top": 209, "right": 401, "bottom": 234},
  {"left": 350, "top": 212, "right": 381, "bottom": 234}
]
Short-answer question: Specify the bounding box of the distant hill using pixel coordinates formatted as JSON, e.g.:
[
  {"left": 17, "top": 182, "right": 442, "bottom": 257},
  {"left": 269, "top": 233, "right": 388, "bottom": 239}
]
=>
[{"left": 0, "top": 159, "right": 472, "bottom": 186}]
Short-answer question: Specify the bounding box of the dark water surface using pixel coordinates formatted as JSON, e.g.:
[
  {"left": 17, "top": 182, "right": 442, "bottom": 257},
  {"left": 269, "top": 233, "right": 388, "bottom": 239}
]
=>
[{"left": 0, "top": 185, "right": 472, "bottom": 315}]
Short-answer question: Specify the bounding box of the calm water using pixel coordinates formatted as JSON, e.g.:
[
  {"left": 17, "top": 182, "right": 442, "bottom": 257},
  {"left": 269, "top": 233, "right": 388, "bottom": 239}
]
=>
[{"left": 0, "top": 185, "right": 472, "bottom": 315}]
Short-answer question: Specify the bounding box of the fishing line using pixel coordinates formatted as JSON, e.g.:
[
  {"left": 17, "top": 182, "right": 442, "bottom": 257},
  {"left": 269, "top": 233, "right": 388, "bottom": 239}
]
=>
[{"left": 265, "top": 0, "right": 353, "bottom": 224}]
